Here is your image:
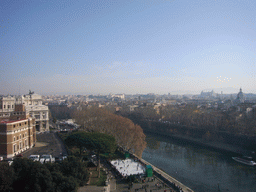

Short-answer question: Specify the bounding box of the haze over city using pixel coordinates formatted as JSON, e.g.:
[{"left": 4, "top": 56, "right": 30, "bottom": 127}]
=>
[{"left": 1, "top": 0, "right": 255, "bottom": 95}]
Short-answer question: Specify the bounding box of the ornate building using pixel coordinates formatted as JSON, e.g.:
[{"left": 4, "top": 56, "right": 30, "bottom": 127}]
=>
[
  {"left": 234, "top": 88, "right": 245, "bottom": 104},
  {"left": 0, "top": 92, "right": 49, "bottom": 132}
]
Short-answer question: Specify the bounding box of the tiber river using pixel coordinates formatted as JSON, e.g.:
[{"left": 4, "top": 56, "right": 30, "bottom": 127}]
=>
[{"left": 142, "top": 134, "right": 256, "bottom": 192}]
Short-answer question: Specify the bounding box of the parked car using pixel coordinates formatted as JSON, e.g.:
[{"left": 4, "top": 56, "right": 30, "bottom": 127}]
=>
[
  {"left": 16, "top": 154, "right": 23, "bottom": 158},
  {"left": 61, "top": 155, "right": 67, "bottom": 160},
  {"left": 40, "top": 154, "right": 55, "bottom": 163},
  {"left": 0, "top": 156, "right": 3, "bottom": 161},
  {"left": 54, "top": 156, "right": 62, "bottom": 163},
  {"left": 3, "top": 158, "right": 13, "bottom": 166},
  {"left": 28, "top": 155, "right": 40, "bottom": 161}
]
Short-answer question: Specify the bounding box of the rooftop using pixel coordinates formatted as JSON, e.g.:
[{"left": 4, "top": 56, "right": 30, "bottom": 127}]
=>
[{"left": 0, "top": 118, "right": 27, "bottom": 124}]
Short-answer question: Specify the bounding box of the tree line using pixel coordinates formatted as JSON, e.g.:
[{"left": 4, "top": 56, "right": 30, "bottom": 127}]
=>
[{"left": 120, "top": 104, "right": 256, "bottom": 136}]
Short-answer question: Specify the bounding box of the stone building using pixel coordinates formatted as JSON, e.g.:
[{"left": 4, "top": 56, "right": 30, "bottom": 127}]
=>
[
  {"left": 0, "top": 92, "right": 49, "bottom": 132},
  {"left": 235, "top": 88, "right": 245, "bottom": 104},
  {"left": 0, "top": 104, "right": 36, "bottom": 158},
  {"left": 200, "top": 90, "right": 217, "bottom": 99}
]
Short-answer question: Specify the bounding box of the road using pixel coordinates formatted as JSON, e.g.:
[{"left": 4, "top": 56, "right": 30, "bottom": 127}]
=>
[{"left": 22, "top": 132, "right": 67, "bottom": 158}]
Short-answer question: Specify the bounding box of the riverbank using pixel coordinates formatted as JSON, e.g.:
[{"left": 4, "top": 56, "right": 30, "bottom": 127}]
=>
[
  {"left": 143, "top": 129, "right": 250, "bottom": 156},
  {"left": 138, "top": 156, "right": 194, "bottom": 192},
  {"left": 124, "top": 149, "right": 194, "bottom": 192}
]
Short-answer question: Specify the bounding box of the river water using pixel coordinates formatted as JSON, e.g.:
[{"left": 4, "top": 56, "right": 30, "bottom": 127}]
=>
[{"left": 142, "top": 134, "right": 256, "bottom": 192}]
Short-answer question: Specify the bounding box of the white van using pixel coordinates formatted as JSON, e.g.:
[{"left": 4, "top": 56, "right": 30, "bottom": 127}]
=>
[{"left": 29, "top": 155, "right": 40, "bottom": 161}]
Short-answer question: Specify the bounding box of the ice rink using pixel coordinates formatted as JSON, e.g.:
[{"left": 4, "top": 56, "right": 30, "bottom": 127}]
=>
[{"left": 111, "top": 158, "right": 146, "bottom": 176}]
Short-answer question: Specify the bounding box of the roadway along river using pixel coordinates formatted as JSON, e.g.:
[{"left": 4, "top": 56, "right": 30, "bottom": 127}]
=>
[{"left": 142, "top": 133, "right": 256, "bottom": 192}]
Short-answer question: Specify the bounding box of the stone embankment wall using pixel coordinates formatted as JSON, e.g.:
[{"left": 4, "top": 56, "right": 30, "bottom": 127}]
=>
[{"left": 126, "top": 151, "right": 194, "bottom": 192}]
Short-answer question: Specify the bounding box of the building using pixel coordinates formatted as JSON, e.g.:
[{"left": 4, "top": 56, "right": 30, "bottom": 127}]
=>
[
  {"left": 0, "top": 104, "right": 36, "bottom": 158},
  {"left": 0, "top": 92, "right": 49, "bottom": 132},
  {"left": 200, "top": 90, "right": 217, "bottom": 99},
  {"left": 234, "top": 88, "right": 245, "bottom": 104},
  {"left": 0, "top": 95, "right": 16, "bottom": 118}
]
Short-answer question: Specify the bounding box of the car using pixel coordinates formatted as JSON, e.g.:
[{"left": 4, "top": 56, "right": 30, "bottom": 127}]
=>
[
  {"left": 54, "top": 156, "right": 63, "bottom": 163},
  {"left": 3, "top": 158, "right": 14, "bottom": 166},
  {"left": 0, "top": 156, "right": 3, "bottom": 161},
  {"left": 40, "top": 154, "right": 55, "bottom": 163},
  {"left": 16, "top": 154, "right": 23, "bottom": 158},
  {"left": 29, "top": 155, "right": 40, "bottom": 161},
  {"left": 54, "top": 156, "right": 61, "bottom": 163},
  {"left": 61, "top": 155, "right": 67, "bottom": 160},
  {"left": 40, "top": 157, "right": 45, "bottom": 164}
]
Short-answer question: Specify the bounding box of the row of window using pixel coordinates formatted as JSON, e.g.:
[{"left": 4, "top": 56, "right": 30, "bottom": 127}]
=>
[
  {"left": 13, "top": 122, "right": 27, "bottom": 128},
  {"left": 13, "top": 112, "right": 25, "bottom": 115},
  {"left": 13, "top": 140, "right": 28, "bottom": 152},
  {"left": 1, "top": 105, "right": 14, "bottom": 109},
  {"left": 13, "top": 133, "right": 27, "bottom": 141},
  {"left": 0, "top": 113, "right": 10, "bottom": 117}
]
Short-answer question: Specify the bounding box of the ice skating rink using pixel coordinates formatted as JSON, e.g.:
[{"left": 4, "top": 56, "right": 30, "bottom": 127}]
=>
[{"left": 110, "top": 159, "right": 146, "bottom": 176}]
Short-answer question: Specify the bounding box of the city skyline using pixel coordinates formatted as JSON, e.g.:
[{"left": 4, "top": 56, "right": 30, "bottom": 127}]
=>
[{"left": 1, "top": 0, "right": 256, "bottom": 95}]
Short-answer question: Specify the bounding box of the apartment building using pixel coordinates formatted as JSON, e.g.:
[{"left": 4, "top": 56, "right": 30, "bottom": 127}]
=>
[{"left": 0, "top": 104, "right": 36, "bottom": 158}]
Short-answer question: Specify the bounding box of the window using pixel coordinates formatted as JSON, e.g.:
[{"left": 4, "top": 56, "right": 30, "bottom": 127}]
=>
[
  {"left": 20, "top": 135, "right": 21, "bottom": 139},
  {"left": 19, "top": 123, "right": 21, "bottom": 126},
  {"left": 14, "top": 144, "right": 17, "bottom": 152},
  {"left": 12, "top": 105, "right": 14, "bottom": 108},
  {"left": 14, "top": 137, "right": 15, "bottom": 141},
  {"left": 17, "top": 136, "right": 18, "bottom": 140},
  {"left": 4, "top": 105, "right": 5, "bottom": 108},
  {"left": 8, "top": 105, "right": 10, "bottom": 109},
  {"left": 13, "top": 125, "right": 15, "bottom": 128}
]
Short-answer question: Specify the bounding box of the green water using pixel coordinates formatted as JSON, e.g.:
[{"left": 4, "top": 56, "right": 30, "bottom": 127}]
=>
[{"left": 142, "top": 134, "right": 256, "bottom": 192}]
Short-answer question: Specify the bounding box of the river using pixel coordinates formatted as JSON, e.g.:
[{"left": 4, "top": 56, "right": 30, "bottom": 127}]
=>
[{"left": 142, "top": 133, "right": 256, "bottom": 192}]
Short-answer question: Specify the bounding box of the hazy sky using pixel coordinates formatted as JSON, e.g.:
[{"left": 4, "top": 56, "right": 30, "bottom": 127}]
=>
[{"left": 1, "top": 0, "right": 255, "bottom": 95}]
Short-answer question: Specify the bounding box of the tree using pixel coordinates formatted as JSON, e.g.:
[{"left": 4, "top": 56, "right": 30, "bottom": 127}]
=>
[
  {"left": 72, "top": 107, "right": 147, "bottom": 158},
  {"left": 0, "top": 162, "right": 15, "bottom": 192},
  {"left": 60, "top": 156, "right": 89, "bottom": 186},
  {"left": 51, "top": 171, "right": 78, "bottom": 192},
  {"left": 12, "top": 158, "right": 53, "bottom": 192},
  {"left": 65, "top": 132, "right": 116, "bottom": 178},
  {"left": 64, "top": 132, "right": 89, "bottom": 155}
]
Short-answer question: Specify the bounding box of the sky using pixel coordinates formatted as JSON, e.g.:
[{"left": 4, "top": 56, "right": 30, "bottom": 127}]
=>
[{"left": 1, "top": 0, "right": 256, "bottom": 95}]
